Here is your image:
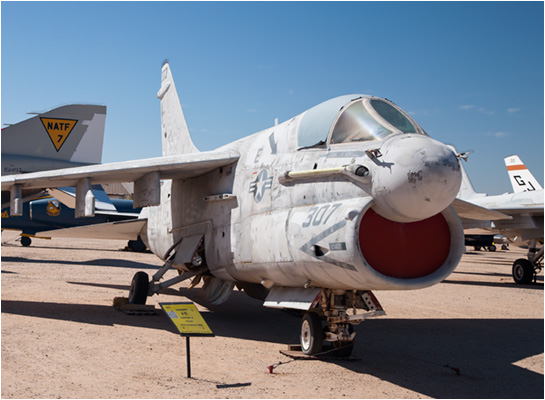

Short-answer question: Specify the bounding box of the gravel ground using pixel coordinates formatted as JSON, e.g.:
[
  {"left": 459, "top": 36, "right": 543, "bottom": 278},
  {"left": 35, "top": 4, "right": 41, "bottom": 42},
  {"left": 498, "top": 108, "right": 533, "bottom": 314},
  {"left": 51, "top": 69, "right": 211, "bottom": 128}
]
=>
[{"left": 1, "top": 235, "right": 543, "bottom": 399}]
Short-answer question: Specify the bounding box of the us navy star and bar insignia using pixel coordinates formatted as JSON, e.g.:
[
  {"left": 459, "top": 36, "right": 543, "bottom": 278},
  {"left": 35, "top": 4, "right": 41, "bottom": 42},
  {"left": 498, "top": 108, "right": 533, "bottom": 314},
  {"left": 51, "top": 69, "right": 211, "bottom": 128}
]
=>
[{"left": 40, "top": 118, "right": 78, "bottom": 151}]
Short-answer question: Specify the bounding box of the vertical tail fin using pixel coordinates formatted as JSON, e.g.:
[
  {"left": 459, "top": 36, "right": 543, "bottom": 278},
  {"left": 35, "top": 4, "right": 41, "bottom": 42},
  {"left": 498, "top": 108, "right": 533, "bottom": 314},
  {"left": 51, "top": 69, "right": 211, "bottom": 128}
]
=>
[
  {"left": 457, "top": 159, "right": 479, "bottom": 199},
  {"left": 2, "top": 105, "right": 106, "bottom": 163},
  {"left": 504, "top": 155, "right": 543, "bottom": 193},
  {"left": 447, "top": 145, "right": 480, "bottom": 199},
  {"left": 157, "top": 62, "right": 198, "bottom": 155},
  {"left": 2, "top": 105, "right": 106, "bottom": 173}
]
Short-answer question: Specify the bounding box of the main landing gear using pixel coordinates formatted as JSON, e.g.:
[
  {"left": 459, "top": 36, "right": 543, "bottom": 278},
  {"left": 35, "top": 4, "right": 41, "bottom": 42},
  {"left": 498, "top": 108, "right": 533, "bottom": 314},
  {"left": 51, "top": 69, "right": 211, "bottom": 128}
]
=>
[
  {"left": 20, "top": 236, "right": 32, "bottom": 247},
  {"left": 512, "top": 243, "right": 543, "bottom": 284},
  {"left": 128, "top": 241, "right": 208, "bottom": 305},
  {"left": 299, "top": 289, "right": 385, "bottom": 357}
]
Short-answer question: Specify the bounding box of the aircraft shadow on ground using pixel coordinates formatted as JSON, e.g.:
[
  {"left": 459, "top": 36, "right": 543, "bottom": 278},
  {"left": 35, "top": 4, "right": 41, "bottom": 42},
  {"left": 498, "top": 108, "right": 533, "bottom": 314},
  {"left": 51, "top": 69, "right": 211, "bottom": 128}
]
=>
[
  {"left": 0, "top": 290, "right": 301, "bottom": 344},
  {"left": 1, "top": 256, "right": 160, "bottom": 270},
  {"left": 343, "top": 318, "right": 544, "bottom": 399},
  {"left": 452, "top": 270, "right": 512, "bottom": 278},
  {"left": 443, "top": 278, "right": 544, "bottom": 289},
  {"left": 2, "top": 293, "right": 543, "bottom": 399}
]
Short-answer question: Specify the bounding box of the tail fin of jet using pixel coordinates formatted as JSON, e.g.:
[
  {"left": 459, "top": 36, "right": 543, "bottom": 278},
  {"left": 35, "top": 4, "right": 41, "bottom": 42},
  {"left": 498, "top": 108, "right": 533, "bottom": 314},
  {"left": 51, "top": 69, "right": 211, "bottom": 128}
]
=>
[
  {"left": 504, "top": 155, "right": 543, "bottom": 193},
  {"left": 457, "top": 158, "right": 480, "bottom": 199},
  {"left": 447, "top": 145, "right": 481, "bottom": 199},
  {"left": 157, "top": 62, "right": 198, "bottom": 155},
  {"left": 2, "top": 105, "right": 106, "bottom": 173}
]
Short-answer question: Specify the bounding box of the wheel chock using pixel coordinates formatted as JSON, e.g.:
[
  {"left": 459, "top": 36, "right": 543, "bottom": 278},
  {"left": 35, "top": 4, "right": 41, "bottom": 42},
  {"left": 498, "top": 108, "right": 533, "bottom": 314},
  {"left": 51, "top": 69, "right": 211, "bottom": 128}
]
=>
[{"left": 113, "top": 297, "right": 157, "bottom": 315}]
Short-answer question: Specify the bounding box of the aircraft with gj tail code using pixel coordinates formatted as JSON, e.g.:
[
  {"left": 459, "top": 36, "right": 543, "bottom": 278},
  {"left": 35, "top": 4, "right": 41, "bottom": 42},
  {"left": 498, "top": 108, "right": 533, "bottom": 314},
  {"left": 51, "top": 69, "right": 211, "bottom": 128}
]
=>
[
  {"left": 458, "top": 154, "right": 543, "bottom": 284},
  {"left": 2, "top": 62, "right": 509, "bottom": 356}
]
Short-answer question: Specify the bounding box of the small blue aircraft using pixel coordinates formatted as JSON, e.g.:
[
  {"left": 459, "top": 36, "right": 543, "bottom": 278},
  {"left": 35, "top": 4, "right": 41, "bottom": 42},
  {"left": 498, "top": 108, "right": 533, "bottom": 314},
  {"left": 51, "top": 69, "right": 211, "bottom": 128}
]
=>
[{"left": 1, "top": 189, "right": 144, "bottom": 250}]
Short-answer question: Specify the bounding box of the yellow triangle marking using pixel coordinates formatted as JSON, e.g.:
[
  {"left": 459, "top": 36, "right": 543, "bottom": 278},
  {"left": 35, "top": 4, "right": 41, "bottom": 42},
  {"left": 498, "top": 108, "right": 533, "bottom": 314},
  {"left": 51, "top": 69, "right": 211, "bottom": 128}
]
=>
[{"left": 40, "top": 118, "right": 78, "bottom": 151}]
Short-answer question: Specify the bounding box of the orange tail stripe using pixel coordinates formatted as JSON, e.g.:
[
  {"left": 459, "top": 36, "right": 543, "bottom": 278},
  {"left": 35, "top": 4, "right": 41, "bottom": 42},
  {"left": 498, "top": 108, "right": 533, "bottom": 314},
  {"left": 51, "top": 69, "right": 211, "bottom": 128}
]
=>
[{"left": 507, "top": 165, "right": 526, "bottom": 171}]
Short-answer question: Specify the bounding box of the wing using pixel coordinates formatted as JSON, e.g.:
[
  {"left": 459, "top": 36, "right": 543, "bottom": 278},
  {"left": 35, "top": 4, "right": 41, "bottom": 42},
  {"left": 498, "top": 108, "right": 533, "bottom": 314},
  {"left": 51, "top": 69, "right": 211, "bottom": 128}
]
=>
[
  {"left": 3, "top": 149, "right": 240, "bottom": 216},
  {"left": 451, "top": 198, "right": 512, "bottom": 221}
]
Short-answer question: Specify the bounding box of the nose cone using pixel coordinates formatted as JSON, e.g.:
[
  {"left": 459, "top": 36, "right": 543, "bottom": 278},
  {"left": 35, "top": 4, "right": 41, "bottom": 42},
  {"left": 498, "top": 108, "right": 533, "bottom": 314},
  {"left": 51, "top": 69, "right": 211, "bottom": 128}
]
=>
[{"left": 371, "top": 135, "right": 461, "bottom": 222}]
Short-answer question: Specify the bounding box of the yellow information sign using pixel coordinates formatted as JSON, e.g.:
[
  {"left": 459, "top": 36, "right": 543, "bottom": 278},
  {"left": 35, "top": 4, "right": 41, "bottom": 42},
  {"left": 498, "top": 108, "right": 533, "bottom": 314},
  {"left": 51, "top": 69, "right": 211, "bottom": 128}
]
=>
[
  {"left": 40, "top": 118, "right": 78, "bottom": 151},
  {"left": 160, "top": 302, "right": 214, "bottom": 337}
]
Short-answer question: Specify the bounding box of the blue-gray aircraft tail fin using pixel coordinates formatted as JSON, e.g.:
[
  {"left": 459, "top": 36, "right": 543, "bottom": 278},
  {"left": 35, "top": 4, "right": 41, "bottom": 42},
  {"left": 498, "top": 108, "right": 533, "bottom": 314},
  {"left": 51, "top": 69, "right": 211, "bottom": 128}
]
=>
[{"left": 2, "top": 104, "right": 106, "bottom": 174}]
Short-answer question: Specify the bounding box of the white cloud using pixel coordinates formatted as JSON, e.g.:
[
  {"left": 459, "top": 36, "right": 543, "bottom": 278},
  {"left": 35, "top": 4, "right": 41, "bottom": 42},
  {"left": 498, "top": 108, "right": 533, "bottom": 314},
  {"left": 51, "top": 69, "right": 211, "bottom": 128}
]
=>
[
  {"left": 459, "top": 104, "right": 495, "bottom": 115},
  {"left": 494, "top": 131, "right": 509, "bottom": 138},
  {"left": 508, "top": 107, "right": 521, "bottom": 114},
  {"left": 245, "top": 108, "right": 258, "bottom": 113},
  {"left": 478, "top": 107, "right": 495, "bottom": 115}
]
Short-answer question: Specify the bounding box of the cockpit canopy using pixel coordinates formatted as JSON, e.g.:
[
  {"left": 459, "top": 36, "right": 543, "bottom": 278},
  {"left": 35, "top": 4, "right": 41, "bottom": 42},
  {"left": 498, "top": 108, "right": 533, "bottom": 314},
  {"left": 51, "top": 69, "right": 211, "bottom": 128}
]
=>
[{"left": 297, "top": 95, "right": 426, "bottom": 148}]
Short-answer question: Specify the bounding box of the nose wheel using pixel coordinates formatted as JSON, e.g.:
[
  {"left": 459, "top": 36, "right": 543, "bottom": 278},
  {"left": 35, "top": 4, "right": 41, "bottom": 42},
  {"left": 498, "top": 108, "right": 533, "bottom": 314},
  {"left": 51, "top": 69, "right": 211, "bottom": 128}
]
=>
[
  {"left": 300, "top": 312, "right": 323, "bottom": 355},
  {"left": 298, "top": 289, "right": 385, "bottom": 357}
]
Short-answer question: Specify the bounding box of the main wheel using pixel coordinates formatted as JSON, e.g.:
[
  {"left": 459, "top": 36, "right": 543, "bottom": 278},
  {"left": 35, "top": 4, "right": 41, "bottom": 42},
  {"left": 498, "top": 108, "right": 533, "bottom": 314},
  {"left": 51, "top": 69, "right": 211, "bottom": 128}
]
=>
[
  {"left": 20, "top": 236, "right": 31, "bottom": 247},
  {"left": 512, "top": 258, "right": 534, "bottom": 284},
  {"left": 127, "top": 238, "right": 147, "bottom": 252},
  {"left": 129, "top": 271, "right": 149, "bottom": 304},
  {"left": 300, "top": 312, "right": 323, "bottom": 355},
  {"left": 488, "top": 245, "right": 497, "bottom": 252}
]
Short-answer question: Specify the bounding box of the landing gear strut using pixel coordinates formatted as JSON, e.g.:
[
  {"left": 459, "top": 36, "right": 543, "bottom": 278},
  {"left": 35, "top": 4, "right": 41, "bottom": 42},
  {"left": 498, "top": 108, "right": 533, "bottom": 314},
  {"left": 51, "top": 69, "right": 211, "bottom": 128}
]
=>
[
  {"left": 127, "top": 240, "right": 209, "bottom": 304},
  {"left": 299, "top": 289, "right": 384, "bottom": 357}
]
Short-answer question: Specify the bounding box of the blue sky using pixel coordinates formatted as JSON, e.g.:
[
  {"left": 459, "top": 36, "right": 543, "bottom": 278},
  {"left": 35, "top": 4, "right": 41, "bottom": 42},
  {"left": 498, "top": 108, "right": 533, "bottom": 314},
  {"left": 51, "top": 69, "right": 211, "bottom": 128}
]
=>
[{"left": 2, "top": 1, "right": 543, "bottom": 195}]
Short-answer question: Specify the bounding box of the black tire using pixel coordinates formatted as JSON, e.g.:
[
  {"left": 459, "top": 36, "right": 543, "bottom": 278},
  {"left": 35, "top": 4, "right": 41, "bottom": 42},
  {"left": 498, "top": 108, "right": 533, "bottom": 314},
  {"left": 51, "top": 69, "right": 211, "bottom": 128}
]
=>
[
  {"left": 502, "top": 244, "right": 508, "bottom": 250},
  {"left": 474, "top": 246, "right": 482, "bottom": 251},
  {"left": 129, "top": 271, "right": 149, "bottom": 304},
  {"left": 488, "top": 245, "right": 497, "bottom": 252},
  {"left": 20, "top": 236, "right": 31, "bottom": 247},
  {"left": 512, "top": 258, "right": 534, "bottom": 284},
  {"left": 127, "top": 238, "right": 147, "bottom": 252},
  {"left": 300, "top": 312, "right": 323, "bottom": 355}
]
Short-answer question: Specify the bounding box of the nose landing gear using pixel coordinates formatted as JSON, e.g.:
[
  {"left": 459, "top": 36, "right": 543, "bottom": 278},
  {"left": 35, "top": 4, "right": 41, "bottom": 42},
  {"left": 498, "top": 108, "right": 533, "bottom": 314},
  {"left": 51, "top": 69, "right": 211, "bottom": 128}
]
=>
[{"left": 299, "top": 289, "right": 385, "bottom": 357}]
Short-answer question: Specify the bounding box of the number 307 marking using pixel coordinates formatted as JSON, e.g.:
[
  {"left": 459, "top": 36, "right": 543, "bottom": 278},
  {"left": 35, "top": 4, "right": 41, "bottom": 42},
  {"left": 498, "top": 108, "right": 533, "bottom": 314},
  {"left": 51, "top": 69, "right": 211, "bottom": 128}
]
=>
[{"left": 302, "top": 203, "right": 341, "bottom": 228}]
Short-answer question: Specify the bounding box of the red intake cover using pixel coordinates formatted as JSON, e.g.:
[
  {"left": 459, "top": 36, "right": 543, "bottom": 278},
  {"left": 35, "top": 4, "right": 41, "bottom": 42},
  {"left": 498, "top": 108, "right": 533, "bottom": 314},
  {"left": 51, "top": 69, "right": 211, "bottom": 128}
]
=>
[{"left": 359, "top": 209, "right": 451, "bottom": 279}]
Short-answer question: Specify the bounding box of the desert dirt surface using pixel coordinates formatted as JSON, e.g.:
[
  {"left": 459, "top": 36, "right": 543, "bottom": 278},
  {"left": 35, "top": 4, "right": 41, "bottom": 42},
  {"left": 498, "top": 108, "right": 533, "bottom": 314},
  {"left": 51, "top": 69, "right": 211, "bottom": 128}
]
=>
[{"left": 1, "top": 234, "right": 543, "bottom": 399}]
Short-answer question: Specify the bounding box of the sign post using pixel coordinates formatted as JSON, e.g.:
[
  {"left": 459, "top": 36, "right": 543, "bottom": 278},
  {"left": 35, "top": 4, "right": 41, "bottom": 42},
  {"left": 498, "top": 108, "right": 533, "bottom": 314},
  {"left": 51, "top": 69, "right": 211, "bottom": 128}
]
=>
[{"left": 160, "top": 302, "right": 214, "bottom": 378}]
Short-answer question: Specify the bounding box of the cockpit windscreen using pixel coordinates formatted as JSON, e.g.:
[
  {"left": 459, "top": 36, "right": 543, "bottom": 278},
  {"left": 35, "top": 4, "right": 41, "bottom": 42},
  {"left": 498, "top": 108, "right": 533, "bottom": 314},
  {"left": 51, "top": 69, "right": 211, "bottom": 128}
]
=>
[{"left": 330, "top": 98, "right": 420, "bottom": 144}]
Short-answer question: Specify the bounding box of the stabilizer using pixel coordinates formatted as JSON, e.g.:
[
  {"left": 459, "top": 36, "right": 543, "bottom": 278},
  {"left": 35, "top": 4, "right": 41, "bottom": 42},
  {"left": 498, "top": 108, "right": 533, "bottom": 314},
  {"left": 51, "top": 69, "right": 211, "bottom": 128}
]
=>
[
  {"left": 157, "top": 62, "right": 198, "bottom": 155},
  {"left": 504, "top": 155, "right": 543, "bottom": 193}
]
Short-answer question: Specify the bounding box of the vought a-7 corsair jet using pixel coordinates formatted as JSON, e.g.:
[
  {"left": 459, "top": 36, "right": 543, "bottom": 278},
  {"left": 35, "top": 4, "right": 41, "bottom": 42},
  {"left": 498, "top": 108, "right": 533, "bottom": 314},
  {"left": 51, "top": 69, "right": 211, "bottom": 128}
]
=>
[{"left": 2, "top": 63, "right": 503, "bottom": 356}]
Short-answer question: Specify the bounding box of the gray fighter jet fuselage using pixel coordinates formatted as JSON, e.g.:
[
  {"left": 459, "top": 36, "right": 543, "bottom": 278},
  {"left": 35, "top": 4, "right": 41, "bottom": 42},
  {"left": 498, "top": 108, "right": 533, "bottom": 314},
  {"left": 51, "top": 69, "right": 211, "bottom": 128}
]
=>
[{"left": 4, "top": 63, "right": 486, "bottom": 356}]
